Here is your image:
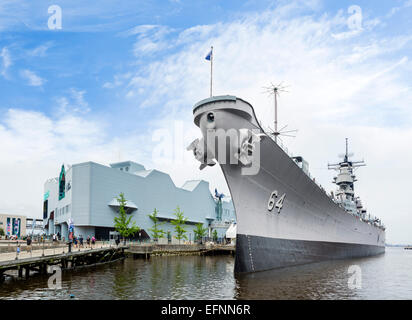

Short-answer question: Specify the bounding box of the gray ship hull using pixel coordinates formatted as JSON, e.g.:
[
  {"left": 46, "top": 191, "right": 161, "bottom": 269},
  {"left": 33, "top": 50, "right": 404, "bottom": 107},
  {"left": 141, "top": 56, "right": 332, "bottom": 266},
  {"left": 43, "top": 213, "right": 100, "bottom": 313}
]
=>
[
  {"left": 235, "top": 234, "right": 384, "bottom": 273},
  {"left": 192, "top": 95, "right": 385, "bottom": 273}
]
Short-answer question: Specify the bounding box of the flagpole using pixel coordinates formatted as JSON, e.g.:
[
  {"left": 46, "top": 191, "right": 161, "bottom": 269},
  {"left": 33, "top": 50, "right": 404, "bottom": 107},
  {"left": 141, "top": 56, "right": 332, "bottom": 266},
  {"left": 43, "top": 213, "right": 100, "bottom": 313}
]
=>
[{"left": 210, "top": 46, "right": 213, "bottom": 97}]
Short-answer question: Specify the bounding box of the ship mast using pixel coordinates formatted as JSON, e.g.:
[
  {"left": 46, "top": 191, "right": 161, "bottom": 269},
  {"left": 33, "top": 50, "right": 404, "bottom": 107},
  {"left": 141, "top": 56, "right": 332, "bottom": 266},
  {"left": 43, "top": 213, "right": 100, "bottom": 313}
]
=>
[
  {"left": 263, "top": 82, "right": 296, "bottom": 144},
  {"left": 345, "top": 137, "right": 349, "bottom": 162}
]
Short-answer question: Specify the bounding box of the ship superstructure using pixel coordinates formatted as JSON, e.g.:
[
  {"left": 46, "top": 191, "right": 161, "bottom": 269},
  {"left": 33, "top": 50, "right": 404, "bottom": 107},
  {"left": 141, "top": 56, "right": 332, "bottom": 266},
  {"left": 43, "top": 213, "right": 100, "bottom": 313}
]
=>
[{"left": 328, "top": 139, "right": 384, "bottom": 230}]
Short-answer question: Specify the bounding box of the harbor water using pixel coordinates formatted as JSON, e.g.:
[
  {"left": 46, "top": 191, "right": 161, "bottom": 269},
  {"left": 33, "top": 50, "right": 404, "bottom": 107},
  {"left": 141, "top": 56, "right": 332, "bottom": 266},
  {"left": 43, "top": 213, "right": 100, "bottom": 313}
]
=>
[{"left": 0, "top": 247, "right": 411, "bottom": 299}]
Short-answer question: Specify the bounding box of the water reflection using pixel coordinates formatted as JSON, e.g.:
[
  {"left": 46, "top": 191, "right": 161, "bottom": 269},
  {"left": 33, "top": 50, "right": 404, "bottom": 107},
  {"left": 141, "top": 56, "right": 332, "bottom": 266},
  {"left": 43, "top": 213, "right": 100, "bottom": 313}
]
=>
[
  {"left": 1, "top": 248, "right": 411, "bottom": 299},
  {"left": 234, "top": 259, "right": 360, "bottom": 299}
]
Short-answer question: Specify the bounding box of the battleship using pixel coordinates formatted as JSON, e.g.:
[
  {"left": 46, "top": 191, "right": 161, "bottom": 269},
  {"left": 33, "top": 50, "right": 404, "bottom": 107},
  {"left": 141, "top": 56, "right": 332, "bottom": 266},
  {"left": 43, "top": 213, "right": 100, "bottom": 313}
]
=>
[{"left": 188, "top": 94, "right": 385, "bottom": 273}]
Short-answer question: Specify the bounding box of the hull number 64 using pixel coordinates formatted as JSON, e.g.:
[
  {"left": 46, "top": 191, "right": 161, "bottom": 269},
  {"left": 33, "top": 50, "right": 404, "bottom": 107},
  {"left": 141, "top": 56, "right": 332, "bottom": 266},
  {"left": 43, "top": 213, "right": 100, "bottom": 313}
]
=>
[{"left": 267, "top": 190, "right": 286, "bottom": 213}]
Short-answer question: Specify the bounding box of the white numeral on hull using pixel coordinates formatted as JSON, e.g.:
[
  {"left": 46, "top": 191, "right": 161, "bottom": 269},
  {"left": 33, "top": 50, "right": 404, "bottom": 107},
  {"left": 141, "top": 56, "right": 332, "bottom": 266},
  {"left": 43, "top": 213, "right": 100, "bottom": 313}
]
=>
[{"left": 268, "top": 190, "right": 286, "bottom": 213}]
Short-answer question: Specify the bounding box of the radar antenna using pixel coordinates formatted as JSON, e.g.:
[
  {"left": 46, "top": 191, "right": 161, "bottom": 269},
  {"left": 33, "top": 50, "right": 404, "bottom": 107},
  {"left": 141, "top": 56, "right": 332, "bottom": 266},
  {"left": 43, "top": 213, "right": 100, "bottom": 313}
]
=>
[
  {"left": 328, "top": 138, "right": 366, "bottom": 170},
  {"left": 263, "top": 82, "right": 297, "bottom": 144}
]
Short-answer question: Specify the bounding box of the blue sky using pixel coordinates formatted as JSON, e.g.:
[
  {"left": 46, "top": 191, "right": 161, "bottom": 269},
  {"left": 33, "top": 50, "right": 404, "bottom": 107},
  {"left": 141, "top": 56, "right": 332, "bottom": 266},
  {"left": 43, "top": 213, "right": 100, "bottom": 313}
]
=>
[
  {"left": 0, "top": 0, "right": 411, "bottom": 129},
  {"left": 1, "top": 0, "right": 412, "bottom": 243},
  {"left": 1, "top": 0, "right": 410, "bottom": 122}
]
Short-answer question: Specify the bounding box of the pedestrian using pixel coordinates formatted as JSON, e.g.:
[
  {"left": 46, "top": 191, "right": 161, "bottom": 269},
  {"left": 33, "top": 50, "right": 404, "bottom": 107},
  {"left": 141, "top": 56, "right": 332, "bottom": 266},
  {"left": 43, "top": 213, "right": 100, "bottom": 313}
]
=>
[
  {"left": 87, "top": 236, "right": 90, "bottom": 247},
  {"left": 115, "top": 236, "right": 120, "bottom": 247},
  {"left": 16, "top": 241, "right": 20, "bottom": 260},
  {"left": 27, "top": 236, "right": 32, "bottom": 253},
  {"left": 91, "top": 236, "right": 96, "bottom": 247},
  {"left": 79, "top": 235, "right": 84, "bottom": 248}
]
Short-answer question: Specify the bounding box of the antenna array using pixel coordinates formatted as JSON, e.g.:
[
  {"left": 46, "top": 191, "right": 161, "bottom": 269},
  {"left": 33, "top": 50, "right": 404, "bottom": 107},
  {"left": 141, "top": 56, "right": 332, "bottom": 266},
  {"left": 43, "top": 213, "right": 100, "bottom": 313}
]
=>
[{"left": 262, "top": 82, "right": 297, "bottom": 144}]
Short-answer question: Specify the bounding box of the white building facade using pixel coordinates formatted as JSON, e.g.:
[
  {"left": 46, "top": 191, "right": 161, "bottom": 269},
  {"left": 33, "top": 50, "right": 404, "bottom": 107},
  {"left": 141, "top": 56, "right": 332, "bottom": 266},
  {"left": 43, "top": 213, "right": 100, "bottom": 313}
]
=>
[{"left": 43, "top": 161, "right": 236, "bottom": 242}]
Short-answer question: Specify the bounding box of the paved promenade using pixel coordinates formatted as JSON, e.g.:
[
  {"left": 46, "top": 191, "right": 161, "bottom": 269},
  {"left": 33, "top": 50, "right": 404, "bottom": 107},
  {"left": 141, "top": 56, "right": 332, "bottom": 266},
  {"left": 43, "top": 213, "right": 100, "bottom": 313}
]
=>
[{"left": 0, "top": 242, "right": 113, "bottom": 264}]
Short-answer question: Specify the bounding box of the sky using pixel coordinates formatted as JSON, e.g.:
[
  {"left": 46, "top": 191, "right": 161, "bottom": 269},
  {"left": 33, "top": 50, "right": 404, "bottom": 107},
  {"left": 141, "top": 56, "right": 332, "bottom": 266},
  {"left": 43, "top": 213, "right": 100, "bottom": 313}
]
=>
[{"left": 0, "top": 0, "right": 411, "bottom": 244}]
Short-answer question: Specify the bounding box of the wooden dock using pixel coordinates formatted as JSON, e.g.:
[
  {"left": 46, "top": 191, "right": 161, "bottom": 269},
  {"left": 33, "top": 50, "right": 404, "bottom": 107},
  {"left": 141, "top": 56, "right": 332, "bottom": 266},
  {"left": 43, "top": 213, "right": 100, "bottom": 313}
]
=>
[{"left": 0, "top": 245, "right": 128, "bottom": 282}]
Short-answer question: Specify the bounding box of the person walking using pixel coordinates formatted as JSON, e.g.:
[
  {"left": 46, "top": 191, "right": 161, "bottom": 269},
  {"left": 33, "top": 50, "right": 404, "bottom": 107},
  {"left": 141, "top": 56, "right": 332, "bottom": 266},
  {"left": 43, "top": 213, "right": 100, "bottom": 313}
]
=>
[
  {"left": 91, "top": 236, "right": 96, "bottom": 248},
  {"left": 16, "top": 241, "right": 20, "bottom": 260},
  {"left": 26, "top": 236, "right": 32, "bottom": 253},
  {"left": 86, "top": 236, "right": 90, "bottom": 248},
  {"left": 79, "top": 235, "right": 84, "bottom": 248}
]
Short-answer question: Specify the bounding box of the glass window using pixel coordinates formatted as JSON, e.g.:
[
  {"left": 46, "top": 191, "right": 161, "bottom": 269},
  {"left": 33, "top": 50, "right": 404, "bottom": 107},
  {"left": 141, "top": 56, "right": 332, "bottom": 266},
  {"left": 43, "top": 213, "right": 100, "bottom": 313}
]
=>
[
  {"left": 43, "top": 200, "right": 48, "bottom": 219},
  {"left": 59, "top": 165, "right": 66, "bottom": 200}
]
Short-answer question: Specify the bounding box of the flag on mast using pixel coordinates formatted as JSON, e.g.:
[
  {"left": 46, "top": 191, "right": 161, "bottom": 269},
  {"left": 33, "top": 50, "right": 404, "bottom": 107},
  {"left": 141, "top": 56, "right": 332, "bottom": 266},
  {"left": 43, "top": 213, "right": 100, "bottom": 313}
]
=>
[
  {"left": 205, "top": 49, "right": 212, "bottom": 61},
  {"left": 205, "top": 46, "right": 213, "bottom": 97}
]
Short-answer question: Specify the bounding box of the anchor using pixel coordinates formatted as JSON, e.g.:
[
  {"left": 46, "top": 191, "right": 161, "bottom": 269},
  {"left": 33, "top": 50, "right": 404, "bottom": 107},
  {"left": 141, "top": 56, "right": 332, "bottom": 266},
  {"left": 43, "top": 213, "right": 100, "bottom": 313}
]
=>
[
  {"left": 187, "top": 137, "right": 216, "bottom": 170},
  {"left": 234, "top": 129, "right": 266, "bottom": 166}
]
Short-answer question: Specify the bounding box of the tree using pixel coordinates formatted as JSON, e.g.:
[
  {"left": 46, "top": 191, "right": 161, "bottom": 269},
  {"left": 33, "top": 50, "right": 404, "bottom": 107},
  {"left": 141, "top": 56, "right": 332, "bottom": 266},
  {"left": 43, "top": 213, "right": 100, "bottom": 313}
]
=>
[
  {"left": 114, "top": 193, "right": 140, "bottom": 244},
  {"left": 171, "top": 206, "right": 188, "bottom": 244},
  {"left": 193, "top": 223, "right": 207, "bottom": 244},
  {"left": 212, "top": 229, "right": 218, "bottom": 242},
  {"left": 0, "top": 227, "right": 4, "bottom": 237},
  {"left": 148, "top": 208, "right": 166, "bottom": 242}
]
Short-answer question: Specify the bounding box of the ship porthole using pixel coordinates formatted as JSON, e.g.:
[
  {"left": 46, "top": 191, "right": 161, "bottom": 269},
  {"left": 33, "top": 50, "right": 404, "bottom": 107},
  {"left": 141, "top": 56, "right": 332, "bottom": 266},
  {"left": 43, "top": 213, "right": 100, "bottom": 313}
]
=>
[{"left": 207, "top": 112, "right": 215, "bottom": 123}]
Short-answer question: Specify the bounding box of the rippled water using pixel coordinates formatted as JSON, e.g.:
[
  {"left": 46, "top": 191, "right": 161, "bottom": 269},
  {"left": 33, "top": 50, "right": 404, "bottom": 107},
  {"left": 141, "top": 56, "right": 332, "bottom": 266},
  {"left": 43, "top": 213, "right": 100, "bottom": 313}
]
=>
[{"left": 1, "top": 247, "right": 411, "bottom": 299}]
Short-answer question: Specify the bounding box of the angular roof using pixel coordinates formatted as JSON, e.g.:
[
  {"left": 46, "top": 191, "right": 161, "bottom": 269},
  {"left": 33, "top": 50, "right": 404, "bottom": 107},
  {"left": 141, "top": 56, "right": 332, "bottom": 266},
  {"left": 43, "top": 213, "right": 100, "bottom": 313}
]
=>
[
  {"left": 181, "top": 180, "right": 202, "bottom": 191},
  {"left": 133, "top": 169, "right": 153, "bottom": 178}
]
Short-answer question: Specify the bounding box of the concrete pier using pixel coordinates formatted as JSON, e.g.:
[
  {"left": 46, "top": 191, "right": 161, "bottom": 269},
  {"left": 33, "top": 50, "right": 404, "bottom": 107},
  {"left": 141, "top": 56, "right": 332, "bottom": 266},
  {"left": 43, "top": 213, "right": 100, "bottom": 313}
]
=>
[{"left": 126, "top": 243, "right": 235, "bottom": 258}]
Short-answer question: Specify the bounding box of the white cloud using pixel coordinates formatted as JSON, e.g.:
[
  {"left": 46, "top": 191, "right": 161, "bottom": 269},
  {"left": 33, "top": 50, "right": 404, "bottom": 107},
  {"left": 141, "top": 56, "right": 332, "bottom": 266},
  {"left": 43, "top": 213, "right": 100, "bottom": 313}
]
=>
[
  {"left": 129, "top": 25, "right": 175, "bottom": 56},
  {"left": 56, "top": 88, "right": 91, "bottom": 114},
  {"left": 27, "top": 42, "right": 53, "bottom": 57},
  {"left": 0, "top": 47, "right": 12, "bottom": 77},
  {"left": 0, "top": 108, "right": 149, "bottom": 217},
  {"left": 386, "top": 0, "right": 412, "bottom": 18},
  {"left": 20, "top": 69, "right": 45, "bottom": 86},
  {"left": 103, "top": 72, "right": 132, "bottom": 89},
  {"left": 123, "top": 24, "right": 160, "bottom": 37}
]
